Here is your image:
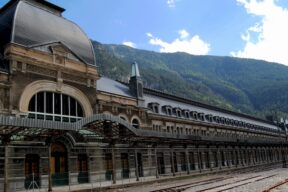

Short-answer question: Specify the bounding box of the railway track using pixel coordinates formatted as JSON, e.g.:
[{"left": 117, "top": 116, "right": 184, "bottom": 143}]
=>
[
  {"left": 196, "top": 174, "right": 277, "bottom": 192},
  {"left": 150, "top": 164, "right": 280, "bottom": 192},
  {"left": 262, "top": 178, "right": 288, "bottom": 192}
]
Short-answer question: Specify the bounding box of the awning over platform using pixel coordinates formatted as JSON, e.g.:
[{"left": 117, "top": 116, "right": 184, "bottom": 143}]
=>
[{"left": 0, "top": 114, "right": 201, "bottom": 143}]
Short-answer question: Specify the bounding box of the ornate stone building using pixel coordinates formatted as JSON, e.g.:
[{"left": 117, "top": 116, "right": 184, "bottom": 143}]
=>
[{"left": 0, "top": 0, "right": 287, "bottom": 191}]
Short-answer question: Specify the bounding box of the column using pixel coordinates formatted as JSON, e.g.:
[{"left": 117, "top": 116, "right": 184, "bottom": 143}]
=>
[
  {"left": 226, "top": 150, "right": 231, "bottom": 168},
  {"left": 263, "top": 149, "right": 266, "bottom": 163},
  {"left": 246, "top": 149, "right": 250, "bottom": 165},
  {"left": 278, "top": 148, "right": 282, "bottom": 163},
  {"left": 243, "top": 150, "right": 247, "bottom": 166},
  {"left": 254, "top": 149, "right": 258, "bottom": 164},
  {"left": 240, "top": 149, "right": 245, "bottom": 166},
  {"left": 185, "top": 148, "right": 190, "bottom": 175},
  {"left": 217, "top": 149, "right": 222, "bottom": 169},
  {"left": 234, "top": 149, "right": 237, "bottom": 167},
  {"left": 48, "top": 144, "right": 52, "bottom": 192},
  {"left": 154, "top": 147, "right": 159, "bottom": 178},
  {"left": 223, "top": 151, "right": 227, "bottom": 167},
  {"left": 170, "top": 148, "right": 175, "bottom": 176},
  {"left": 4, "top": 145, "right": 9, "bottom": 192},
  {"left": 194, "top": 150, "right": 199, "bottom": 171},
  {"left": 201, "top": 151, "right": 206, "bottom": 170},
  {"left": 134, "top": 149, "right": 139, "bottom": 181},
  {"left": 185, "top": 147, "right": 190, "bottom": 175},
  {"left": 209, "top": 151, "right": 214, "bottom": 170},
  {"left": 264, "top": 148, "right": 268, "bottom": 163},
  {"left": 282, "top": 148, "right": 287, "bottom": 168},
  {"left": 111, "top": 146, "right": 116, "bottom": 184}
]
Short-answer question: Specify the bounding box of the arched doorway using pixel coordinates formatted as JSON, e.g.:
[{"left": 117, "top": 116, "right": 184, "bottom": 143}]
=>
[
  {"left": 25, "top": 154, "right": 40, "bottom": 189},
  {"left": 51, "top": 142, "right": 68, "bottom": 186}
]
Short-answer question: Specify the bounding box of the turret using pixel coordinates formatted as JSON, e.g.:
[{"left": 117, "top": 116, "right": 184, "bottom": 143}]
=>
[{"left": 129, "top": 62, "right": 144, "bottom": 106}]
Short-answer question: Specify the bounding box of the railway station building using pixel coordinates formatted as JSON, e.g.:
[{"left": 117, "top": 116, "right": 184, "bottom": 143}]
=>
[{"left": 0, "top": 0, "right": 287, "bottom": 191}]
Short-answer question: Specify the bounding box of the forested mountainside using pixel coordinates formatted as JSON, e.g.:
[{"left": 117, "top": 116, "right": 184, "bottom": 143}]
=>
[{"left": 92, "top": 41, "right": 288, "bottom": 119}]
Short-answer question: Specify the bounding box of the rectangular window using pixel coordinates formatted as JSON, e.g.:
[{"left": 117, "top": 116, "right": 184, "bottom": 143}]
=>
[
  {"left": 62, "top": 95, "right": 69, "bottom": 115},
  {"left": 54, "top": 93, "right": 61, "bottom": 114},
  {"left": 36, "top": 92, "right": 44, "bottom": 113},
  {"left": 28, "top": 95, "right": 36, "bottom": 112},
  {"left": 46, "top": 92, "right": 53, "bottom": 113},
  {"left": 77, "top": 103, "right": 83, "bottom": 117},
  {"left": 70, "top": 97, "right": 76, "bottom": 116}
]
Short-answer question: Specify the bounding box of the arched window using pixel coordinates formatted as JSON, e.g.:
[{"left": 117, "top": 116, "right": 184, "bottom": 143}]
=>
[
  {"left": 132, "top": 119, "right": 140, "bottom": 129},
  {"left": 119, "top": 115, "right": 128, "bottom": 122},
  {"left": 28, "top": 91, "right": 84, "bottom": 122}
]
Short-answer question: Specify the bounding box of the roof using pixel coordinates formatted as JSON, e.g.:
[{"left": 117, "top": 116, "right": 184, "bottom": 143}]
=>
[
  {"left": 97, "top": 77, "right": 135, "bottom": 98},
  {"left": 0, "top": 0, "right": 65, "bottom": 15},
  {"left": 143, "top": 88, "right": 279, "bottom": 130},
  {"left": 0, "top": 0, "right": 95, "bottom": 66}
]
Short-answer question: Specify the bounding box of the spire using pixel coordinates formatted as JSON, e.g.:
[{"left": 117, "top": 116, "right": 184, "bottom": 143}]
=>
[
  {"left": 129, "top": 61, "right": 143, "bottom": 102},
  {"left": 131, "top": 61, "right": 140, "bottom": 77}
]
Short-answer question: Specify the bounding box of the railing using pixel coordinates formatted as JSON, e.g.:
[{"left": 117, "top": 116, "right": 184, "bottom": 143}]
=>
[
  {"left": 1, "top": 144, "right": 286, "bottom": 192},
  {"left": 2, "top": 159, "right": 284, "bottom": 192}
]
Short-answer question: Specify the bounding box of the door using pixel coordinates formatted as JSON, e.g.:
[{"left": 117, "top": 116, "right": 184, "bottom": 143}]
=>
[
  {"left": 25, "top": 154, "right": 40, "bottom": 189},
  {"left": 137, "top": 153, "right": 143, "bottom": 177},
  {"left": 121, "top": 153, "right": 130, "bottom": 178},
  {"left": 157, "top": 152, "right": 165, "bottom": 174},
  {"left": 78, "top": 154, "right": 89, "bottom": 183},
  {"left": 51, "top": 143, "right": 68, "bottom": 186}
]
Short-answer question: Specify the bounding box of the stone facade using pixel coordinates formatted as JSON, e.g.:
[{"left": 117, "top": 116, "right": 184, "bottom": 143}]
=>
[{"left": 0, "top": 1, "right": 288, "bottom": 192}]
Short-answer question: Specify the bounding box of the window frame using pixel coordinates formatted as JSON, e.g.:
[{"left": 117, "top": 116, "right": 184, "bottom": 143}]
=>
[{"left": 28, "top": 91, "right": 84, "bottom": 122}]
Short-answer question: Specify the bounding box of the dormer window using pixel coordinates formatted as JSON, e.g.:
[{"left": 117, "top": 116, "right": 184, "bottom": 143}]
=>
[
  {"left": 220, "top": 117, "right": 225, "bottom": 124},
  {"left": 190, "top": 111, "right": 198, "bottom": 120},
  {"left": 154, "top": 106, "right": 159, "bottom": 113},
  {"left": 182, "top": 110, "right": 190, "bottom": 118},
  {"left": 205, "top": 114, "right": 213, "bottom": 122},
  {"left": 167, "top": 108, "right": 172, "bottom": 115},
  {"left": 197, "top": 113, "right": 205, "bottom": 121},
  {"left": 213, "top": 116, "right": 220, "bottom": 123},
  {"left": 162, "top": 105, "right": 172, "bottom": 116},
  {"left": 148, "top": 102, "right": 160, "bottom": 113},
  {"left": 173, "top": 107, "right": 182, "bottom": 117}
]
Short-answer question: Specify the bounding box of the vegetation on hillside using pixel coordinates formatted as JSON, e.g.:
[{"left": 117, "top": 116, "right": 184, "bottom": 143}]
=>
[{"left": 92, "top": 41, "right": 288, "bottom": 120}]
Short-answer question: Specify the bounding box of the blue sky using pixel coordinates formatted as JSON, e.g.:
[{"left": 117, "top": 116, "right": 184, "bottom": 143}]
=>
[{"left": 1, "top": 0, "right": 288, "bottom": 65}]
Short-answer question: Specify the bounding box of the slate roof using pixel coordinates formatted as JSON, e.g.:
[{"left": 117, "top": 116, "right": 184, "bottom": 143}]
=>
[
  {"left": 96, "top": 77, "right": 279, "bottom": 131},
  {"left": 97, "top": 77, "right": 134, "bottom": 98},
  {"left": 0, "top": 0, "right": 95, "bottom": 66},
  {"left": 143, "top": 91, "right": 279, "bottom": 130}
]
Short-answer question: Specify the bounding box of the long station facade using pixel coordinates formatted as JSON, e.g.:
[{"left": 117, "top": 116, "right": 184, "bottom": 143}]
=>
[{"left": 0, "top": 0, "right": 287, "bottom": 191}]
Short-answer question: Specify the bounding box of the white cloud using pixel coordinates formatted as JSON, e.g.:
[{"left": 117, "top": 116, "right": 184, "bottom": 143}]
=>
[
  {"left": 179, "top": 29, "right": 189, "bottom": 39},
  {"left": 147, "top": 29, "right": 210, "bottom": 55},
  {"left": 167, "top": 0, "right": 179, "bottom": 8},
  {"left": 146, "top": 32, "right": 153, "bottom": 38},
  {"left": 231, "top": 0, "right": 288, "bottom": 65},
  {"left": 122, "top": 41, "right": 136, "bottom": 48}
]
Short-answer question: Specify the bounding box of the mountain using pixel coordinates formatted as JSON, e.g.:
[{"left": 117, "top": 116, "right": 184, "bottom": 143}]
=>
[{"left": 92, "top": 41, "right": 288, "bottom": 119}]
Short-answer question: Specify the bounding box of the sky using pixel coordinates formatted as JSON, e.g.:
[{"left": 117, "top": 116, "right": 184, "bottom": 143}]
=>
[{"left": 1, "top": 0, "right": 288, "bottom": 65}]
